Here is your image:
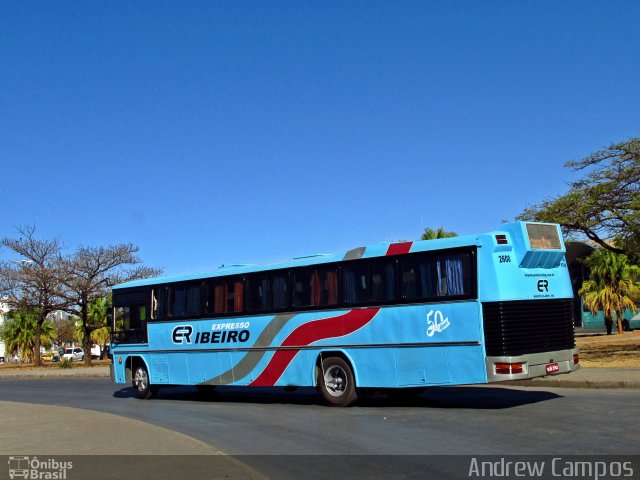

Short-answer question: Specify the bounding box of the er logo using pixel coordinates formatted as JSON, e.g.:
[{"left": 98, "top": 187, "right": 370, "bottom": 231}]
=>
[
  {"left": 537, "top": 280, "right": 549, "bottom": 292},
  {"left": 172, "top": 325, "right": 193, "bottom": 344}
]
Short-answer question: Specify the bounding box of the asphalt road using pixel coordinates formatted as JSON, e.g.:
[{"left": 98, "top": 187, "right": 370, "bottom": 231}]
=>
[{"left": 1, "top": 378, "right": 638, "bottom": 457}]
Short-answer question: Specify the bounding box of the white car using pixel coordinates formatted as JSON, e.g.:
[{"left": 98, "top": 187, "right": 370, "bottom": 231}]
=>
[{"left": 62, "top": 348, "right": 84, "bottom": 361}]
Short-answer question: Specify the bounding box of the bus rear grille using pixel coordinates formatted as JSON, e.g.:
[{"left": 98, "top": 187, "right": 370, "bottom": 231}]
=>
[{"left": 482, "top": 299, "right": 575, "bottom": 356}]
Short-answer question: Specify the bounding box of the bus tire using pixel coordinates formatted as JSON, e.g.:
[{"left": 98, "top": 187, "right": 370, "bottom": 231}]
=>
[
  {"left": 317, "top": 356, "right": 358, "bottom": 407},
  {"left": 622, "top": 320, "right": 630, "bottom": 332},
  {"left": 132, "top": 363, "right": 157, "bottom": 399}
]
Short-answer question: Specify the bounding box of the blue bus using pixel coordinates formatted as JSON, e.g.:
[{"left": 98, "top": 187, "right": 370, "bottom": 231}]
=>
[{"left": 108, "top": 222, "right": 579, "bottom": 406}]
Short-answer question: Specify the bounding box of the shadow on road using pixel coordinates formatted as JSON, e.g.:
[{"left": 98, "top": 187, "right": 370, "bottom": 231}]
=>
[{"left": 113, "top": 384, "right": 562, "bottom": 409}]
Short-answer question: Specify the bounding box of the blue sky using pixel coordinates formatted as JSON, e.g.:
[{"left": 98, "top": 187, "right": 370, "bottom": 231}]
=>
[{"left": 1, "top": 1, "right": 639, "bottom": 275}]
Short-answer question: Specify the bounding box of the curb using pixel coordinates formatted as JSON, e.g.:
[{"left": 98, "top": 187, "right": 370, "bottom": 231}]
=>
[
  {"left": 505, "top": 378, "right": 640, "bottom": 389},
  {"left": 0, "top": 366, "right": 110, "bottom": 378}
]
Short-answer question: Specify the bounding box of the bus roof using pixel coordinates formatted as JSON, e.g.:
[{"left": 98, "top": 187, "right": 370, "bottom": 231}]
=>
[{"left": 114, "top": 233, "right": 484, "bottom": 290}]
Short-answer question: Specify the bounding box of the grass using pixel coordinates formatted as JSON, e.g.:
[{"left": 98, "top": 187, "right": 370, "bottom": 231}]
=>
[{"left": 59, "top": 358, "right": 73, "bottom": 369}]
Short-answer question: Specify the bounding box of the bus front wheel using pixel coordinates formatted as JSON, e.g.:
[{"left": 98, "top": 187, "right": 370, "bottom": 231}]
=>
[
  {"left": 133, "top": 363, "right": 157, "bottom": 399},
  {"left": 317, "top": 356, "right": 358, "bottom": 407}
]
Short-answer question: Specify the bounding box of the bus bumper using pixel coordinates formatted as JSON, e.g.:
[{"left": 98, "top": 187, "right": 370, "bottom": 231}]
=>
[{"left": 485, "top": 348, "right": 580, "bottom": 383}]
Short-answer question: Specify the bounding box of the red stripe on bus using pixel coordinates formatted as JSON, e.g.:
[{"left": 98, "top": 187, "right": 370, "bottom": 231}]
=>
[
  {"left": 249, "top": 308, "right": 380, "bottom": 387},
  {"left": 386, "top": 242, "right": 413, "bottom": 256}
]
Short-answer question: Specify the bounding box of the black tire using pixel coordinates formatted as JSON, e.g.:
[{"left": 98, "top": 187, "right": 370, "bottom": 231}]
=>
[
  {"left": 622, "top": 320, "right": 630, "bottom": 332},
  {"left": 132, "top": 363, "right": 157, "bottom": 399},
  {"left": 317, "top": 356, "right": 358, "bottom": 407}
]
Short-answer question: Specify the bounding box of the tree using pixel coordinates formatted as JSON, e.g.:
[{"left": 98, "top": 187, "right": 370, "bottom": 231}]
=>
[
  {"left": 0, "top": 226, "right": 71, "bottom": 365},
  {"left": 421, "top": 227, "right": 458, "bottom": 240},
  {"left": 0, "top": 308, "right": 55, "bottom": 362},
  {"left": 520, "top": 138, "right": 640, "bottom": 259},
  {"left": 89, "top": 297, "right": 111, "bottom": 359},
  {"left": 579, "top": 249, "right": 640, "bottom": 335},
  {"left": 61, "top": 245, "right": 162, "bottom": 366},
  {"left": 50, "top": 313, "right": 77, "bottom": 347}
]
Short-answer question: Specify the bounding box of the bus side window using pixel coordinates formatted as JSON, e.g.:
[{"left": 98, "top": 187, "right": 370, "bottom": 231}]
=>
[
  {"left": 292, "top": 270, "right": 312, "bottom": 307},
  {"left": 293, "top": 267, "right": 339, "bottom": 307},
  {"left": 345, "top": 263, "right": 370, "bottom": 304},
  {"left": 207, "top": 278, "right": 244, "bottom": 315},
  {"left": 168, "top": 283, "right": 202, "bottom": 318},
  {"left": 371, "top": 261, "right": 396, "bottom": 302},
  {"left": 435, "top": 253, "right": 471, "bottom": 296},
  {"left": 316, "top": 267, "right": 339, "bottom": 306},
  {"left": 401, "top": 255, "right": 438, "bottom": 299},
  {"left": 169, "top": 286, "right": 186, "bottom": 318},
  {"left": 185, "top": 283, "right": 201, "bottom": 316},
  {"left": 115, "top": 306, "right": 131, "bottom": 330},
  {"left": 401, "top": 260, "right": 419, "bottom": 299},
  {"left": 138, "top": 304, "right": 147, "bottom": 328},
  {"left": 247, "top": 274, "right": 270, "bottom": 312},
  {"left": 212, "top": 281, "right": 227, "bottom": 314},
  {"left": 271, "top": 272, "right": 289, "bottom": 310},
  {"left": 402, "top": 252, "right": 473, "bottom": 301},
  {"left": 116, "top": 304, "right": 146, "bottom": 329},
  {"left": 151, "top": 287, "right": 166, "bottom": 320},
  {"left": 232, "top": 279, "right": 244, "bottom": 312}
]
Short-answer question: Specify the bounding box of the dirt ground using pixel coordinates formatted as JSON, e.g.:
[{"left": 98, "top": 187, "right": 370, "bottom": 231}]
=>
[{"left": 576, "top": 330, "right": 640, "bottom": 368}]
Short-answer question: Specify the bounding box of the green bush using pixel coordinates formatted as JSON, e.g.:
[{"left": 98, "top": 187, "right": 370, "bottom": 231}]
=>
[{"left": 59, "top": 358, "right": 73, "bottom": 369}]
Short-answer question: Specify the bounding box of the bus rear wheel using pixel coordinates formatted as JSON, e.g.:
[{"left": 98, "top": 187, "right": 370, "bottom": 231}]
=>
[
  {"left": 133, "top": 363, "right": 157, "bottom": 399},
  {"left": 317, "top": 356, "right": 358, "bottom": 407}
]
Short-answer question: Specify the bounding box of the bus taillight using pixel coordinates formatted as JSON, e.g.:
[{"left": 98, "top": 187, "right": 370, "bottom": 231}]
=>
[
  {"left": 495, "top": 234, "right": 508, "bottom": 245},
  {"left": 494, "top": 362, "right": 523, "bottom": 374},
  {"left": 573, "top": 354, "right": 579, "bottom": 365}
]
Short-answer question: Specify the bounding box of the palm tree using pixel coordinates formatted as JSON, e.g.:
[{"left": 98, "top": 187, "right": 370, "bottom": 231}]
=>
[
  {"left": 88, "top": 295, "right": 108, "bottom": 361},
  {"left": 0, "top": 308, "right": 56, "bottom": 362},
  {"left": 421, "top": 227, "right": 458, "bottom": 240},
  {"left": 579, "top": 250, "right": 640, "bottom": 334}
]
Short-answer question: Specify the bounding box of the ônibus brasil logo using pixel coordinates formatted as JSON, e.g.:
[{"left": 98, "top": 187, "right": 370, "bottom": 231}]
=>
[
  {"left": 172, "top": 323, "right": 251, "bottom": 345},
  {"left": 8, "top": 456, "right": 73, "bottom": 480}
]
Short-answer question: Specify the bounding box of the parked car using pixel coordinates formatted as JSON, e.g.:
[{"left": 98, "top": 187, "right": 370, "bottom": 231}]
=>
[
  {"left": 62, "top": 347, "right": 84, "bottom": 361},
  {"left": 91, "top": 345, "right": 101, "bottom": 360}
]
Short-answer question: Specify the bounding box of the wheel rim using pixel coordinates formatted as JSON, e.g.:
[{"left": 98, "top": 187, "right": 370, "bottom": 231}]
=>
[
  {"left": 323, "top": 365, "right": 347, "bottom": 397},
  {"left": 134, "top": 368, "right": 148, "bottom": 392}
]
